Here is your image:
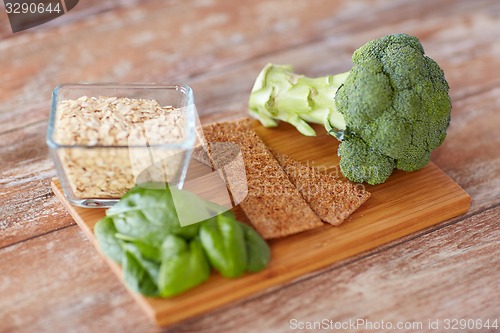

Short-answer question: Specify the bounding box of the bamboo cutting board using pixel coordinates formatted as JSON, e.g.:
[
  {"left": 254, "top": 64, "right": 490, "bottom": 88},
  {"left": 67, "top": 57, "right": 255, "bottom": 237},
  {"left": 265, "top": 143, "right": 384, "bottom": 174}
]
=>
[{"left": 51, "top": 121, "right": 471, "bottom": 327}]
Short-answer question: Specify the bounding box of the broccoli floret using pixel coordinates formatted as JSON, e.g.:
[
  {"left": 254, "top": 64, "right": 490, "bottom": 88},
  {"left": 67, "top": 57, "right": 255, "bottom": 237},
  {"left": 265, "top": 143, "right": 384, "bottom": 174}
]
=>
[
  {"left": 336, "top": 34, "right": 451, "bottom": 173},
  {"left": 338, "top": 136, "right": 395, "bottom": 185},
  {"left": 248, "top": 34, "right": 451, "bottom": 184}
]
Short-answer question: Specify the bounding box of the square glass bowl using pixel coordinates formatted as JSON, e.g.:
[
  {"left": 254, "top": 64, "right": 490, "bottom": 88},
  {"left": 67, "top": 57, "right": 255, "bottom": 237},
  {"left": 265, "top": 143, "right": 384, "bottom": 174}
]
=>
[{"left": 46, "top": 83, "right": 197, "bottom": 207}]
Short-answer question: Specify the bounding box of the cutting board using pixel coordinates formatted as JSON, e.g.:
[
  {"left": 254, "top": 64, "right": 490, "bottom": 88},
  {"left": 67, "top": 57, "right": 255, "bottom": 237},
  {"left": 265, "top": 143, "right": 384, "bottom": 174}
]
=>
[{"left": 51, "top": 120, "right": 471, "bottom": 327}]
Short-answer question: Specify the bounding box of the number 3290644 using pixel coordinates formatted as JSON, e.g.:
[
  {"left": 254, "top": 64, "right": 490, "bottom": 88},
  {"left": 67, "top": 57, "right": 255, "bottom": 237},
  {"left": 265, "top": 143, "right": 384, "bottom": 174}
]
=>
[
  {"left": 5, "top": 2, "right": 62, "bottom": 14},
  {"left": 443, "top": 318, "right": 498, "bottom": 330}
]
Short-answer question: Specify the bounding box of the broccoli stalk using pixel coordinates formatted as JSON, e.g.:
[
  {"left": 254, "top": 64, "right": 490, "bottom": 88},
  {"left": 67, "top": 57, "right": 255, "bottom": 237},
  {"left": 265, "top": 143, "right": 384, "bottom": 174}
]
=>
[
  {"left": 249, "top": 34, "right": 451, "bottom": 185},
  {"left": 249, "top": 64, "right": 349, "bottom": 137}
]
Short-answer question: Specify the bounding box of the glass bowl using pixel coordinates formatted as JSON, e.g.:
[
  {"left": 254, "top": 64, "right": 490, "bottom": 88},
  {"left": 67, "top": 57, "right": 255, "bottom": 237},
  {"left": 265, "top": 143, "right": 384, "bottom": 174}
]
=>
[{"left": 46, "top": 83, "right": 197, "bottom": 207}]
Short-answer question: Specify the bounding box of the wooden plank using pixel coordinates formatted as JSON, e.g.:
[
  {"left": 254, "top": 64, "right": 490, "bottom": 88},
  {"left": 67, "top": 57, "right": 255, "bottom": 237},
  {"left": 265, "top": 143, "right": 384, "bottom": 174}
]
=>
[
  {"left": 51, "top": 120, "right": 470, "bottom": 326},
  {"left": 0, "top": 122, "right": 73, "bottom": 248},
  {"left": 0, "top": 0, "right": 156, "bottom": 39}
]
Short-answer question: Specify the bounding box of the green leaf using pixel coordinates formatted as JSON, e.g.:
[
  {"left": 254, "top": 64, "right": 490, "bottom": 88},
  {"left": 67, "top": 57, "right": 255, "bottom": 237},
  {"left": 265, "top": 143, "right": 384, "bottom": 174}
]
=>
[
  {"left": 199, "top": 213, "right": 247, "bottom": 278},
  {"left": 160, "top": 234, "right": 188, "bottom": 262},
  {"left": 171, "top": 221, "right": 200, "bottom": 240},
  {"left": 106, "top": 183, "right": 175, "bottom": 219},
  {"left": 94, "top": 216, "right": 124, "bottom": 264},
  {"left": 112, "top": 211, "right": 171, "bottom": 247},
  {"left": 114, "top": 234, "right": 162, "bottom": 263},
  {"left": 108, "top": 184, "right": 204, "bottom": 243},
  {"left": 95, "top": 183, "right": 270, "bottom": 298},
  {"left": 239, "top": 223, "right": 271, "bottom": 272},
  {"left": 158, "top": 237, "right": 211, "bottom": 297},
  {"left": 122, "top": 244, "right": 160, "bottom": 297}
]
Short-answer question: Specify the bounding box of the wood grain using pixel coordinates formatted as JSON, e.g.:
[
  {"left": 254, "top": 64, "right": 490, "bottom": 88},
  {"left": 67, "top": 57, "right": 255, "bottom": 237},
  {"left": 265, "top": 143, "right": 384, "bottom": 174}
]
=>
[
  {"left": 0, "top": 122, "right": 73, "bottom": 248},
  {"left": 2, "top": 0, "right": 499, "bottom": 131},
  {"left": 0, "top": 225, "right": 157, "bottom": 333},
  {"left": 50, "top": 120, "right": 470, "bottom": 326}
]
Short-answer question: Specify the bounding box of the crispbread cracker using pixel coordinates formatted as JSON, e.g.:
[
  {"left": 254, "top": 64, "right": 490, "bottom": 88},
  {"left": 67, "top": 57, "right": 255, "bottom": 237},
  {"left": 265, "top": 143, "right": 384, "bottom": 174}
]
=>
[
  {"left": 202, "top": 118, "right": 323, "bottom": 239},
  {"left": 273, "top": 151, "right": 370, "bottom": 226}
]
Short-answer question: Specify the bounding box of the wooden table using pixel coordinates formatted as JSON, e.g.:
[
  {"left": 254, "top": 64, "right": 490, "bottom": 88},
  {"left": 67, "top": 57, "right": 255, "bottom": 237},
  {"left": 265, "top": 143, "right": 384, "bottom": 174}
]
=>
[{"left": 1, "top": 1, "right": 499, "bottom": 332}]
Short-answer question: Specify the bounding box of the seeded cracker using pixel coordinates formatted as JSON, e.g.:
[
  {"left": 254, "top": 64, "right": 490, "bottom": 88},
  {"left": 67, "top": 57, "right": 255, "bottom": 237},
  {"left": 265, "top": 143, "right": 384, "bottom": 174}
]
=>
[
  {"left": 272, "top": 151, "right": 370, "bottom": 226},
  {"left": 202, "top": 118, "right": 323, "bottom": 239}
]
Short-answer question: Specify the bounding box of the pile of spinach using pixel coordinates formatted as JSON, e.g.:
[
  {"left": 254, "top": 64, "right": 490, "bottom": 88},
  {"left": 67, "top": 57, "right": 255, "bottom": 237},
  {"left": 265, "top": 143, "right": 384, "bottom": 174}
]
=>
[{"left": 94, "top": 184, "right": 271, "bottom": 297}]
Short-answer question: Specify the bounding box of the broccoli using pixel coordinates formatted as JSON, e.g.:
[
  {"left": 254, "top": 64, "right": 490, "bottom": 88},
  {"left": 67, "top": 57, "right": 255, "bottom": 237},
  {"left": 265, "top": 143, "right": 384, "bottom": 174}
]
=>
[{"left": 248, "top": 34, "right": 451, "bottom": 184}]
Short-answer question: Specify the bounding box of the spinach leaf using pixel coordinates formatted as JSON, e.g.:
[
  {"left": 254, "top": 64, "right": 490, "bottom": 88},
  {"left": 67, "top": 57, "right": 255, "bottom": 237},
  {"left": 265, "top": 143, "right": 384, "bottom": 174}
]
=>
[
  {"left": 115, "top": 233, "right": 162, "bottom": 263},
  {"left": 199, "top": 214, "right": 247, "bottom": 278},
  {"left": 131, "top": 241, "right": 161, "bottom": 263},
  {"left": 93, "top": 183, "right": 271, "bottom": 298},
  {"left": 106, "top": 183, "right": 185, "bottom": 226},
  {"left": 160, "top": 234, "right": 188, "bottom": 261},
  {"left": 112, "top": 211, "right": 171, "bottom": 247},
  {"left": 240, "top": 223, "right": 271, "bottom": 272},
  {"left": 107, "top": 184, "right": 201, "bottom": 242},
  {"left": 94, "top": 216, "right": 123, "bottom": 264},
  {"left": 158, "top": 237, "right": 211, "bottom": 297},
  {"left": 122, "top": 243, "right": 160, "bottom": 297}
]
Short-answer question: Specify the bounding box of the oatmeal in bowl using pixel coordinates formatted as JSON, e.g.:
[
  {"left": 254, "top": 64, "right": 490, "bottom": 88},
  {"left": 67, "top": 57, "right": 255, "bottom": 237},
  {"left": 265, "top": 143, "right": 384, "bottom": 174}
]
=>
[{"left": 47, "top": 84, "right": 197, "bottom": 207}]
